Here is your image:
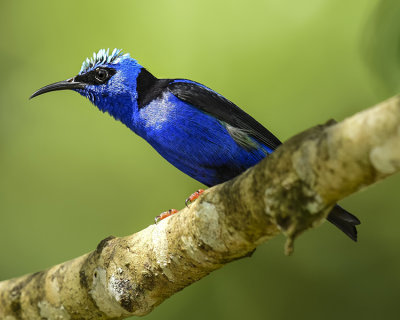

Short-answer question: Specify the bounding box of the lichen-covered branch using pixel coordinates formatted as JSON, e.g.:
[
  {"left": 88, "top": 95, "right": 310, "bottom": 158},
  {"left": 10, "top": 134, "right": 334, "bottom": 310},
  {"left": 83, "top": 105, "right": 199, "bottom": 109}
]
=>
[{"left": 1, "top": 95, "right": 400, "bottom": 320}]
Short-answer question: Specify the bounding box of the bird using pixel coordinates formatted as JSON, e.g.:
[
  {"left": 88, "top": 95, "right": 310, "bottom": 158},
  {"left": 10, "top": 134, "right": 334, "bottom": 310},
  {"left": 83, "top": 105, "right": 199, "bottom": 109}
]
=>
[{"left": 30, "top": 48, "right": 360, "bottom": 241}]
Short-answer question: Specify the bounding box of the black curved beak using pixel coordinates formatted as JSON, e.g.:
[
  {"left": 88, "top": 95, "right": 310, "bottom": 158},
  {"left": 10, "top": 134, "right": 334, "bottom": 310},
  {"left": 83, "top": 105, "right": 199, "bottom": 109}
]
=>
[{"left": 30, "top": 78, "right": 86, "bottom": 99}]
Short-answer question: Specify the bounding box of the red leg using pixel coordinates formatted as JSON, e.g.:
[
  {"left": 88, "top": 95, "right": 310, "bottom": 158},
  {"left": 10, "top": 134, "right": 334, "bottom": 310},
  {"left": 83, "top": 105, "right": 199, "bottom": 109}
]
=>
[
  {"left": 185, "top": 189, "right": 205, "bottom": 207},
  {"left": 154, "top": 189, "right": 205, "bottom": 224},
  {"left": 155, "top": 209, "right": 178, "bottom": 224}
]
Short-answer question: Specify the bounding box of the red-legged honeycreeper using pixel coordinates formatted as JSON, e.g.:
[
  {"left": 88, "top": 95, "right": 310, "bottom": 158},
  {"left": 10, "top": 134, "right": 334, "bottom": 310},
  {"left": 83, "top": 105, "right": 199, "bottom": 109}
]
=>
[{"left": 30, "top": 48, "right": 360, "bottom": 241}]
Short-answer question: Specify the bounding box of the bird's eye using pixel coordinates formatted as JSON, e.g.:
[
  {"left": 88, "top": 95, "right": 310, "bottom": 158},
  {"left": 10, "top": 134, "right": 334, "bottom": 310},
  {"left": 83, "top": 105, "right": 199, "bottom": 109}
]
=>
[{"left": 95, "top": 68, "right": 108, "bottom": 82}]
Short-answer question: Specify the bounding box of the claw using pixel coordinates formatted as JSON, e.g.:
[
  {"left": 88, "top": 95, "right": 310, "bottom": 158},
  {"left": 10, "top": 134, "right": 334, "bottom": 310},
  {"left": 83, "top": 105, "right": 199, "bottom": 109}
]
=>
[
  {"left": 155, "top": 189, "right": 205, "bottom": 224},
  {"left": 155, "top": 209, "right": 178, "bottom": 224},
  {"left": 185, "top": 189, "right": 205, "bottom": 207}
]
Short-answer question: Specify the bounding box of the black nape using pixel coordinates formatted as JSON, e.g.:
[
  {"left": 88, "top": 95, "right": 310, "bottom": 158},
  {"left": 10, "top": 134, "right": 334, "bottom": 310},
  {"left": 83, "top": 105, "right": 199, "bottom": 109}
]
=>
[{"left": 136, "top": 68, "right": 172, "bottom": 109}]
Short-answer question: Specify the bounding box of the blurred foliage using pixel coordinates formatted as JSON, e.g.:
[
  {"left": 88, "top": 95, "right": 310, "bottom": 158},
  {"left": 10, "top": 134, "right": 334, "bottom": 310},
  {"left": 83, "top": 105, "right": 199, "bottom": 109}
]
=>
[
  {"left": 1, "top": 1, "right": 400, "bottom": 319},
  {"left": 362, "top": 0, "right": 400, "bottom": 93}
]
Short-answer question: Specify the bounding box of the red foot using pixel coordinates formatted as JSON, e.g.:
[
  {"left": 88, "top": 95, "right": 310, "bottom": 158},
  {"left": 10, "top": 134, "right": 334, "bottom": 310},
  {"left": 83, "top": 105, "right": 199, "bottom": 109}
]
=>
[
  {"left": 185, "top": 189, "right": 205, "bottom": 207},
  {"left": 155, "top": 209, "right": 178, "bottom": 224}
]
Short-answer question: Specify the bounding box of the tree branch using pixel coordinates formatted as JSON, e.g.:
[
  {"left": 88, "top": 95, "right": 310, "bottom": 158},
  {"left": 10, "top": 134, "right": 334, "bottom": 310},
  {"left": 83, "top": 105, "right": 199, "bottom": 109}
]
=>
[{"left": 1, "top": 95, "right": 400, "bottom": 320}]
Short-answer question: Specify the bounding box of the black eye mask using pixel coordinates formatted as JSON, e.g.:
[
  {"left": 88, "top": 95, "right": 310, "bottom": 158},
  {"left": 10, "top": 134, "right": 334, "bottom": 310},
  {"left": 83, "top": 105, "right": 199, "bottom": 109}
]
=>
[{"left": 74, "top": 67, "right": 116, "bottom": 85}]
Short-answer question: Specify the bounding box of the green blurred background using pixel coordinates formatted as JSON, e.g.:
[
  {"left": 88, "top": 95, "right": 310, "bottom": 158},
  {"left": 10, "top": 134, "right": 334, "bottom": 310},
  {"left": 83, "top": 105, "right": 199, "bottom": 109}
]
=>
[{"left": 1, "top": 0, "right": 400, "bottom": 319}]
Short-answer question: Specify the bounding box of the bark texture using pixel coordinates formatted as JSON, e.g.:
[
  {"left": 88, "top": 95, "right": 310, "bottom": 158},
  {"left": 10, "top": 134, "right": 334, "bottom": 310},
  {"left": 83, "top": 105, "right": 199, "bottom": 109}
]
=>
[{"left": 1, "top": 95, "right": 400, "bottom": 319}]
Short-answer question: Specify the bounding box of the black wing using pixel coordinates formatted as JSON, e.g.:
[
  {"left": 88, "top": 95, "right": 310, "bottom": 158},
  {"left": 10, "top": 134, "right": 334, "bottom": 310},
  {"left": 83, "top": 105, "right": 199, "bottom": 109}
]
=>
[{"left": 168, "top": 81, "right": 282, "bottom": 151}]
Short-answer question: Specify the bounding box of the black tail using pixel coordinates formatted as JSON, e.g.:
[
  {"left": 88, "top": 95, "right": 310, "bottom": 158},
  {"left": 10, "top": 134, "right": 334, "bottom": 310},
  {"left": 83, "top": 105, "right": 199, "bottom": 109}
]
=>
[{"left": 327, "top": 205, "right": 361, "bottom": 241}]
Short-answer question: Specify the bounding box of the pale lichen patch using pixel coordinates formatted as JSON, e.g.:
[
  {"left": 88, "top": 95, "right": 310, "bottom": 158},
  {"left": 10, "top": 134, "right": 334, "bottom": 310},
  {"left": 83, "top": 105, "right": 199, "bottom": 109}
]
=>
[
  {"left": 305, "top": 194, "right": 323, "bottom": 214},
  {"left": 90, "top": 267, "right": 130, "bottom": 317},
  {"left": 151, "top": 224, "right": 174, "bottom": 281},
  {"left": 370, "top": 127, "right": 400, "bottom": 174},
  {"left": 180, "top": 234, "right": 201, "bottom": 258},
  {"left": 291, "top": 140, "right": 318, "bottom": 185},
  {"left": 195, "top": 202, "right": 226, "bottom": 252},
  {"left": 108, "top": 274, "right": 131, "bottom": 303},
  {"left": 263, "top": 187, "right": 276, "bottom": 217},
  {"left": 38, "top": 301, "right": 70, "bottom": 320}
]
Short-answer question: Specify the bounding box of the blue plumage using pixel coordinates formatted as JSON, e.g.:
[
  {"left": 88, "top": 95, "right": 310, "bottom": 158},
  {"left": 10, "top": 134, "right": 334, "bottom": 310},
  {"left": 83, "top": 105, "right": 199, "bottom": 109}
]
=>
[
  {"left": 134, "top": 89, "right": 270, "bottom": 186},
  {"left": 30, "top": 48, "right": 360, "bottom": 240}
]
